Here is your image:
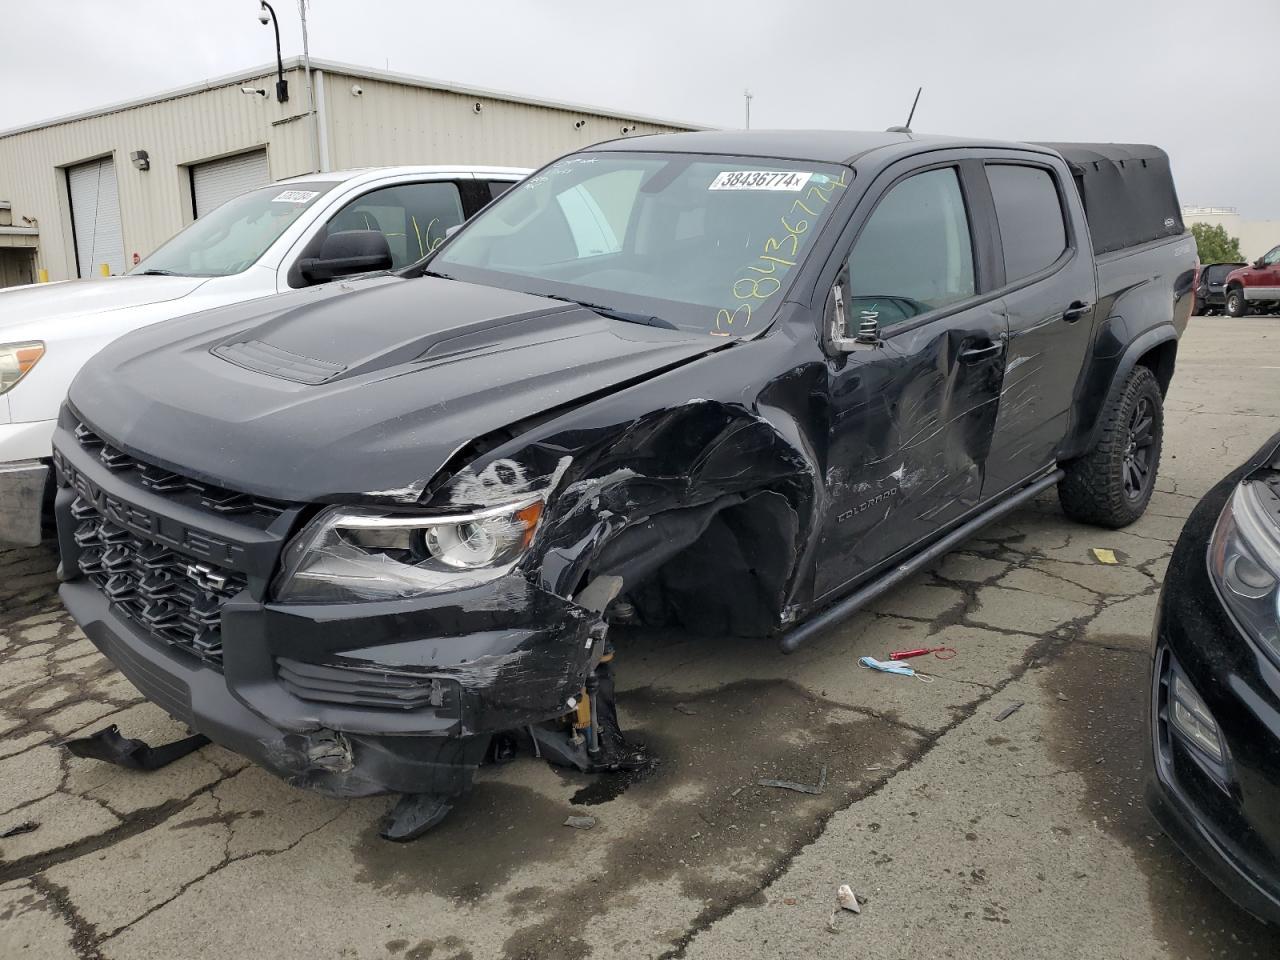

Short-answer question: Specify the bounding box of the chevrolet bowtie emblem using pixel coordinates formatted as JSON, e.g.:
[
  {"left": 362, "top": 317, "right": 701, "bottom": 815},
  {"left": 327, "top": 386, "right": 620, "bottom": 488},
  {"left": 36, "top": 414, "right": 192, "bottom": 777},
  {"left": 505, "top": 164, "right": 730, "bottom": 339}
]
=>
[{"left": 186, "top": 563, "right": 228, "bottom": 591}]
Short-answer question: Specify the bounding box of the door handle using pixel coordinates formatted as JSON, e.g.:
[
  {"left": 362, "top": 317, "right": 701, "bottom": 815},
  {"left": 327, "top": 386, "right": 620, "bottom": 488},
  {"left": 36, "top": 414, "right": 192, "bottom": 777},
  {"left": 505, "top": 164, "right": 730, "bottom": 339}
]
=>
[
  {"left": 959, "top": 341, "right": 1004, "bottom": 363},
  {"left": 1063, "top": 300, "right": 1092, "bottom": 323}
]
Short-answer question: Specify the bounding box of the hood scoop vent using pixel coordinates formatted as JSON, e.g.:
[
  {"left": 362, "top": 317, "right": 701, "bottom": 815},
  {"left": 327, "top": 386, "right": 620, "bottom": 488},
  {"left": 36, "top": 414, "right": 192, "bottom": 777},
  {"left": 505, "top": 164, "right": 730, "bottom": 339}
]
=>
[{"left": 212, "top": 339, "right": 347, "bottom": 385}]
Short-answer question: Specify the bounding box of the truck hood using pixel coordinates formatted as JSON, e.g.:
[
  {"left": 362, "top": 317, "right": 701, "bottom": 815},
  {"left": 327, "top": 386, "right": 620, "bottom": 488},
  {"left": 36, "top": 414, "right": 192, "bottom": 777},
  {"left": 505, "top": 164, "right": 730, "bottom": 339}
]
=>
[
  {"left": 69, "top": 275, "right": 723, "bottom": 503},
  {"left": 0, "top": 275, "right": 208, "bottom": 334}
]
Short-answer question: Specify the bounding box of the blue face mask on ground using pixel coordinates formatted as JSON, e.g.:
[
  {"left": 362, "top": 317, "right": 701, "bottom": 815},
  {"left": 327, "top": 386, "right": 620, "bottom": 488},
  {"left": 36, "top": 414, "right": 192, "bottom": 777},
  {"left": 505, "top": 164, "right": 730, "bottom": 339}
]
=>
[{"left": 859, "top": 656, "right": 934, "bottom": 682}]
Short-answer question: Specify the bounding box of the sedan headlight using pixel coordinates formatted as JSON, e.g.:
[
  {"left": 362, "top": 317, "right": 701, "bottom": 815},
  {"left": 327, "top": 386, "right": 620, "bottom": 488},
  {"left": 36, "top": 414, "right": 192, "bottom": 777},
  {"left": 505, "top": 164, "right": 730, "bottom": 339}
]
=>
[
  {"left": 274, "top": 497, "right": 544, "bottom": 603},
  {"left": 0, "top": 341, "right": 44, "bottom": 395},
  {"left": 1208, "top": 479, "right": 1280, "bottom": 660}
]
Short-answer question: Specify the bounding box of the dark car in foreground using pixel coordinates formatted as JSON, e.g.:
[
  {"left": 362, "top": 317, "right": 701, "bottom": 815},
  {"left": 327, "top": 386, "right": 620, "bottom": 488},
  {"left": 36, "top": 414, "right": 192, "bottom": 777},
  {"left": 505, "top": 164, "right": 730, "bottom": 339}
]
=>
[
  {"left": 1194, "top": 261, "right": 1246, "bottom": 315},
  {"left": 1147, "top": 431, "right": 1280, "bottom": 924},
  {"left": 52, "top": 131, "right": 1196, "bottom": 839}
]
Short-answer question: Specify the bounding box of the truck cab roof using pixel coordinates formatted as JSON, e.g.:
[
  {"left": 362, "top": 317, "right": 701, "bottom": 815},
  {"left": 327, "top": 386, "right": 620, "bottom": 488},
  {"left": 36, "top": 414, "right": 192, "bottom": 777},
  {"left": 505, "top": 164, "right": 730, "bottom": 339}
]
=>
[{"left": 587, "top": 128, "right": 1053, "bottom": 165}]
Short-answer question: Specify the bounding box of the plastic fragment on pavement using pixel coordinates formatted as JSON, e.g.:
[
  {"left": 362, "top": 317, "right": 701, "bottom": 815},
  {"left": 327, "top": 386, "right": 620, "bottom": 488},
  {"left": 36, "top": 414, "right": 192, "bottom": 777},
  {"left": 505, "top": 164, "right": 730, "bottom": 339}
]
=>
[
  {"left": 564, "top": 815, "right": 597, "bottom": 829},
  {"left": 837, "top": 884, "right": 861, "bottom": 913},
  {"left": 1091, "top": 547, "right": 1119, "bottom": 564},
  {"left": 994, "top": 701, "right": 1025, "bottom": 722}
]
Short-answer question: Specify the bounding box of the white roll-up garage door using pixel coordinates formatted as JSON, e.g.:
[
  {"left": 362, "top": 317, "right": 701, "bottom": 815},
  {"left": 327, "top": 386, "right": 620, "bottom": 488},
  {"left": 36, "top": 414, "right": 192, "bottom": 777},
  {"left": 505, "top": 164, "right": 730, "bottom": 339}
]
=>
[
  {"left": 67, "top": 157, "right": 124, "bottom": 278},
  {"left": 191, "top": 150, "right": 270, "bottom": 218}
]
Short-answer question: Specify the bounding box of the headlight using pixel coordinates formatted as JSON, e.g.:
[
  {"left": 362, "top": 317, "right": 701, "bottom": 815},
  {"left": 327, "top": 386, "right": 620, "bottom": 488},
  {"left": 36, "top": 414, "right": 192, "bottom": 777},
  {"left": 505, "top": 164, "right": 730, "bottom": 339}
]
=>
[
  {"left": 1208, "top": 479, "right": 1280, "bottom": 660},
  {"left": 0, "top": 342, "right": 44, "bottom": 395},
  {"left": 273, "top": 497, "right": 544, "bottom": 603}
]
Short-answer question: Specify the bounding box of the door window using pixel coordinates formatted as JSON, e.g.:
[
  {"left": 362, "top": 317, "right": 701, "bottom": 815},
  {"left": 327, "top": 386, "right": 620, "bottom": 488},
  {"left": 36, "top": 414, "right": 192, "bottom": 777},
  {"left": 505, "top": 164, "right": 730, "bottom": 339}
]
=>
[
  {"left": 846, "top": 167, "right": 975, "bottom": 327},
  {"left": 987, "top": 164, "right": 1067, "bottom": 283},
  {"left": 324, "top": 181, "right": 465, "bottom": 268}
]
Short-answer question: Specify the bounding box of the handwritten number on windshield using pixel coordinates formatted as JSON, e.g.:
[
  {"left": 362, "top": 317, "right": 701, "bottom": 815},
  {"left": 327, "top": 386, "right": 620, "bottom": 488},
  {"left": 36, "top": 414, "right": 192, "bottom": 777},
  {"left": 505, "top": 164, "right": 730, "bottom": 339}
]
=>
[{"left": 712, "top": 171, "right": 848, "bottom": 337}]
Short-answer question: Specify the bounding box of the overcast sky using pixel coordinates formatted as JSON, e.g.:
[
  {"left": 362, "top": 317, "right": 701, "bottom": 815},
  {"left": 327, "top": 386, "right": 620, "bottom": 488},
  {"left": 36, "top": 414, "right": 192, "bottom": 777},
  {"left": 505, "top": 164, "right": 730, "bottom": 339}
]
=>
[{"left": 4, "top": 0, "right": 1277, "bottom": 217}]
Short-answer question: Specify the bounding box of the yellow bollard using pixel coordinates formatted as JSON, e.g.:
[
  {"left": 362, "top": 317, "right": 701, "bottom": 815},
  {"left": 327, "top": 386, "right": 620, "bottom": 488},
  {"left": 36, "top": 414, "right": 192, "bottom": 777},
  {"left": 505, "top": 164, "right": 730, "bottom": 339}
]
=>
[
  {"left": 38, "top": 268, "right": 49, "bottom": 283},
  {"left": 99, "top": 263, "right": 110, "bottom": 277}
]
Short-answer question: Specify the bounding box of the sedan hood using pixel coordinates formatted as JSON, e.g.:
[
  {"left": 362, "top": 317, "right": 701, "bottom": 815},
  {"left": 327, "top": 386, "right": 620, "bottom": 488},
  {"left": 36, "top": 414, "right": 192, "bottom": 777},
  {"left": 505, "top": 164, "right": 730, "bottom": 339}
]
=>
[
  {"left": 0, "top": 275, "right": 207, "bottom": 333},
  {"left": 69, "top": 276, "right": 722, "bottom": 502}
]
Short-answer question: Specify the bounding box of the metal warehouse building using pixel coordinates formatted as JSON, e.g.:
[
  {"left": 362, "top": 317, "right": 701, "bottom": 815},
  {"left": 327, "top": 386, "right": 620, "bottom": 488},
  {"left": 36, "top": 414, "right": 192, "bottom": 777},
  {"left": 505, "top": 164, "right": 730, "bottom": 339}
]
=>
[{"left": 0, "top": 58, "right": 695, "bottom": 286}]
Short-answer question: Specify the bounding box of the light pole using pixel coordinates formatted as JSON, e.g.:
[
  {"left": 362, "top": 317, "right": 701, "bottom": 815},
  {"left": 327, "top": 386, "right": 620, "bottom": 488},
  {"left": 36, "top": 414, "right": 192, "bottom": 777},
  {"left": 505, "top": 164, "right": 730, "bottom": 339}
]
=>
[
  {"left": 744, "top": 89, "right": 753, "bottom": 129},
  {"left": 297, "top": 0, "right": 322, "bottom": 173},
  {"left": 257, "top": 2, "right": 289, "bottom": 103}
]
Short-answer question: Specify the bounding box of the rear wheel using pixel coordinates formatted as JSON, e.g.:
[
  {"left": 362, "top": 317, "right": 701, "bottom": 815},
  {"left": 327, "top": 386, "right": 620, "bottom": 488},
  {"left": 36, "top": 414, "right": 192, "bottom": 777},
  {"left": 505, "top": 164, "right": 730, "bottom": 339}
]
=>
[
  {"left": 1058, "top": 366, "right": 1163, "bottom": 528},
  {"left": 1225, "top": 287, "right": 1248, "bottom": 317},
  {"left": 1192, "top": 297, "right": 1203, "bottom": 316}
]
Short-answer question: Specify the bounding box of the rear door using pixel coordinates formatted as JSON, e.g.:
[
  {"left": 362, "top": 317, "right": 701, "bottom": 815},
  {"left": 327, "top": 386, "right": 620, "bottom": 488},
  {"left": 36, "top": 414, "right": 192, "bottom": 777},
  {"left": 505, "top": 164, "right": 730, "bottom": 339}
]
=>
[
  {"left": 813, "top": 158, "right": 1009, "bottom": 600},
  {"left": 980, "top": 156, "right": 1097, "bottom": 495}
]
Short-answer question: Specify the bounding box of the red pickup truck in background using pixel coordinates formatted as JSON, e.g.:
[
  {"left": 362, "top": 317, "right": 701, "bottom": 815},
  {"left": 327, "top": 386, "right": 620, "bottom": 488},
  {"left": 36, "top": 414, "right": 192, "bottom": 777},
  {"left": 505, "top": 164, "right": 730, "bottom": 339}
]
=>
[{"left": 1224, "top": 244, "right": 1280, "bottom": 316}]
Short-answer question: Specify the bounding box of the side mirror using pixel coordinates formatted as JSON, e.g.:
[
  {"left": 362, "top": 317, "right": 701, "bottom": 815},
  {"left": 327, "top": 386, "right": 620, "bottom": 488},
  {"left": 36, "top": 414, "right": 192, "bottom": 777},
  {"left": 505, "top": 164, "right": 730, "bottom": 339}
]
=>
[
  {"left": 827, "top": 283, "right": 882, "bottom": 353},
  {"left": 1254, "top": 259, "right": 1267, "bottom": 270},
  {"left": 445, "top": 223, "right": 463, "bottom": 239},
  {"left": 299, "top": 230, "right": 393, "bottom": 282}
]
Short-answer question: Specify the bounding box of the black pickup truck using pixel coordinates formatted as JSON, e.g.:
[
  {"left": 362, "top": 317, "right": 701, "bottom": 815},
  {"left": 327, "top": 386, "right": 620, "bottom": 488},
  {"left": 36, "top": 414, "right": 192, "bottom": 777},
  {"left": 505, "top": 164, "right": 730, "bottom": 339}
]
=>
[{"left": 52, "top": 131, "right": 1196, "bottom": 838}]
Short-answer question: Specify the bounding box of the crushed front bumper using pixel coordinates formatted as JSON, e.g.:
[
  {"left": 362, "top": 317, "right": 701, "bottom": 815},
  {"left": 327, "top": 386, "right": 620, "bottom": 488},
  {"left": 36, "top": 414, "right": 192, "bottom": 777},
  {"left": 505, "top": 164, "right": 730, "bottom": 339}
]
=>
[
  {"left": 1145, "top": 453, "right": 1280, "bottom": 926},
  {"left": 53, "top": 411, "right": 597, "bottom": 799}
]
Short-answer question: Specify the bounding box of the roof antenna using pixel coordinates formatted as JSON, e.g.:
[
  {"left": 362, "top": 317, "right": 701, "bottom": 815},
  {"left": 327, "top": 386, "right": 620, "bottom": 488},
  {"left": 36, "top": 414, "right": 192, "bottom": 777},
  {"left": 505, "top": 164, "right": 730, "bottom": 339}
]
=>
[{"left": 886, "top": 87, "right": 921, "bottom": 134}]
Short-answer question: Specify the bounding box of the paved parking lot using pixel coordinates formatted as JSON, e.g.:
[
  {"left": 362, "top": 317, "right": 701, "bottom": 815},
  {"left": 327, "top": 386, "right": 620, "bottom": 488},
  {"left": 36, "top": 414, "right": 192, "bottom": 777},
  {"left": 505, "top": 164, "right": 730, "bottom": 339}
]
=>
[{"left": 2, "top": 317, "right": 1279, "bottom": 960}]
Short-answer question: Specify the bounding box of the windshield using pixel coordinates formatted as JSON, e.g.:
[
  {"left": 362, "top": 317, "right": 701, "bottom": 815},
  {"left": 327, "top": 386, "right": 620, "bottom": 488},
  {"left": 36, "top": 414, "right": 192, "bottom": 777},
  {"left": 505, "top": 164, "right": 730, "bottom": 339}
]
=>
[
  {"left": 433, "top": 152, "right": 851, "bottom": 337},
  {"left": 131, "top": 182, "right": 337, "bottom": 278}
]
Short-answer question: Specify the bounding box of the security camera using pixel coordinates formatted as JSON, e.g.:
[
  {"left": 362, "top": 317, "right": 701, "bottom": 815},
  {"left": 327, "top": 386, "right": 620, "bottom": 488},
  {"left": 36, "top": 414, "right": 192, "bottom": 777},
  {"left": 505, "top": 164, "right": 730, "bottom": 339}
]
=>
[
  {"left": 620, "top": 124, "right": 635, "bottom": 135},
  {"left": 472, "top": 101, "right": 483, "bottom": 114},
  {"left": 241, "top": 86, "right": 268, "bottom": 97},
  {"left": 257, "top": 9, "right": 270, "bottom": 24},
  {"left": 574, "top": 119, "right": 587, "bottom": 130},
  {"left": 351, "top": 84, "right": 363, "bottom": 96}
]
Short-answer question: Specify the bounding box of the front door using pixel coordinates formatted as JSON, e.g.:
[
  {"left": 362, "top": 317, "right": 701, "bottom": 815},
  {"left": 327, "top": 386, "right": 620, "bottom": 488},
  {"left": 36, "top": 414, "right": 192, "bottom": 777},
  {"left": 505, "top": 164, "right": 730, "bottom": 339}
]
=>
[
  {"left": 1250, "top": 245, "right": 1280, "bottom": 303},
  {"left": 814, "top": 163, "right": 1008, "bottom": 601},
  {"left": 980, "top": 160, "right": 1098, "bottom": 494}
]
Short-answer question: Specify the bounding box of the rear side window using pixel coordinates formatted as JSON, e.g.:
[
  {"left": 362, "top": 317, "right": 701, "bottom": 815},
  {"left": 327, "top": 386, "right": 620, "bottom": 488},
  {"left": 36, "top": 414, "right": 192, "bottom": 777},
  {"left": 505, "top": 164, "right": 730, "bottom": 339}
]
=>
[
  {"left": 987, "top": 164, "right": 1067, "bottom": 283},
  {"left": 846, "top": 167, "right": 975, "bottom": 327}
]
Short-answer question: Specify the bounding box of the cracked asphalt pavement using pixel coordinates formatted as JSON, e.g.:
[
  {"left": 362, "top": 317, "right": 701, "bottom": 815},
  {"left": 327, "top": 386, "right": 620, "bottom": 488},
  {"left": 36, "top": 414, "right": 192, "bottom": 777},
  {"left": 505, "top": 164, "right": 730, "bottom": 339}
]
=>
[{"left": 3, "top": 317, "right": 1280, "bottom": 960}]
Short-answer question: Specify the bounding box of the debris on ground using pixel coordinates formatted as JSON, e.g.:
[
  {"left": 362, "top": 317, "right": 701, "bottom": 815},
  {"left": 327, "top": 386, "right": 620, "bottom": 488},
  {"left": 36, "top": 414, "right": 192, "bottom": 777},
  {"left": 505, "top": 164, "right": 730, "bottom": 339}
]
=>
[
  {"left": 1090, "top": 547, "right": 1120, "bottom": 565},
  {"left": 0, "top": 821, "right": 39, "bottom": 838},
  {"left": 1057, "top": 692, "right": 1069, "bottom": 701},
  {"left": 563, "top": 815, "right": 598, "bottom": 830},
  {"left": 859, "top": 656, "right": 934, "bottom": 682},
  {"left": 758, "top": 764, "right": 828, "bottom": 795},
  {"left": 673, "top": 703, "right": 699, "bottom": 716},
  {"left": 994, "top": 702, "right": 1025, "bottom": 722},
  {"left": 827, "top": 884, "right": 862, "bottom": 931},
  {"left": 889, "top": 645, "right": 957, "bottom": 661},
  {"left": 836, "top": 884, "right": 861, "bottom": 913}
]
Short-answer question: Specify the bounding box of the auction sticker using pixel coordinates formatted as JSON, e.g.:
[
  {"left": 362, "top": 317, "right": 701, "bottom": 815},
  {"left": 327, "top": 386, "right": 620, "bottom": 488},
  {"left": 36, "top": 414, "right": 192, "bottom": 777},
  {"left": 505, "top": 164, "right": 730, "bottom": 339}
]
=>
[
  {"left": 272, "top": 190, "right": 320, "bottom": 204},
  {"left": 709, "top": 170, "right": 812, "bottom": 191}
]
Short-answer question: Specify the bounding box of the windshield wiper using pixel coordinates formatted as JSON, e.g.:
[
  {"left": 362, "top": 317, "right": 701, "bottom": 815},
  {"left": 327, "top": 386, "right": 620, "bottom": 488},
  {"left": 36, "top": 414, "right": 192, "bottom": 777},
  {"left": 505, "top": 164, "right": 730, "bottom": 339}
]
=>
[
  {"left": 420, "top": 268, "right": 455, "bottom": 280},
  {"left": 536, "top": 293, "right": 678, "bottom": 330},
  {"left": 136, "top": 269, "right": 179, "bottom": 276}
]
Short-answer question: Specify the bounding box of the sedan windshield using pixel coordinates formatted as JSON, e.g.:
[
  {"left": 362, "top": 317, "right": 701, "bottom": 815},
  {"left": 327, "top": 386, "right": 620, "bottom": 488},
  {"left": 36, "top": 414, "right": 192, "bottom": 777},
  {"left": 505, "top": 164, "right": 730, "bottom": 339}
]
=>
[
  {"left": 131, "top": 182, "right": 337, "bottom": 278},
  {"left": 433, "top": 152, "right": 851, "bottom": 337}
]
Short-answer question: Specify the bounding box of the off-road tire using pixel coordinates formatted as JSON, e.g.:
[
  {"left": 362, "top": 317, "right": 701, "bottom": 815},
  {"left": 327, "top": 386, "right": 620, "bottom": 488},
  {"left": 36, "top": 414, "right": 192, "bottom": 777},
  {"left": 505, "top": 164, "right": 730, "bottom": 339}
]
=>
[
  {"left": 1225, "top": 287, "right": 1248, "bottom": 317},
  {"left": 1058, "top": 365, "right": 1163, "bottom": 528}
]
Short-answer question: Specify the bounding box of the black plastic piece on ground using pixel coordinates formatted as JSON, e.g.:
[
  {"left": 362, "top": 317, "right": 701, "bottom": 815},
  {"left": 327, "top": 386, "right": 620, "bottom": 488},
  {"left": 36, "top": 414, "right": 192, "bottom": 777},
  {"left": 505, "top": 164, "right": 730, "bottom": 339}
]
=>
[
  {"left": 60, "top": 723, "right": 210, "bottom": 771},
  {"left": 380, "top": 793, "right": 454, "bottom": 842}
]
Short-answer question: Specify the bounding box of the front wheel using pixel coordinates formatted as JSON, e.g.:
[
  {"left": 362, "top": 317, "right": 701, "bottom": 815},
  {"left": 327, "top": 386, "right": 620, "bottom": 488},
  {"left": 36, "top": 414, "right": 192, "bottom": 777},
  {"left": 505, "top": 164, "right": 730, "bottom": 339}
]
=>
[
  {"left": 1058, "top": 365, "right": 1163, "bottom": 528},
  {"left": 1225, "top": 288, "right": 1248, "bottom": 317}
]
